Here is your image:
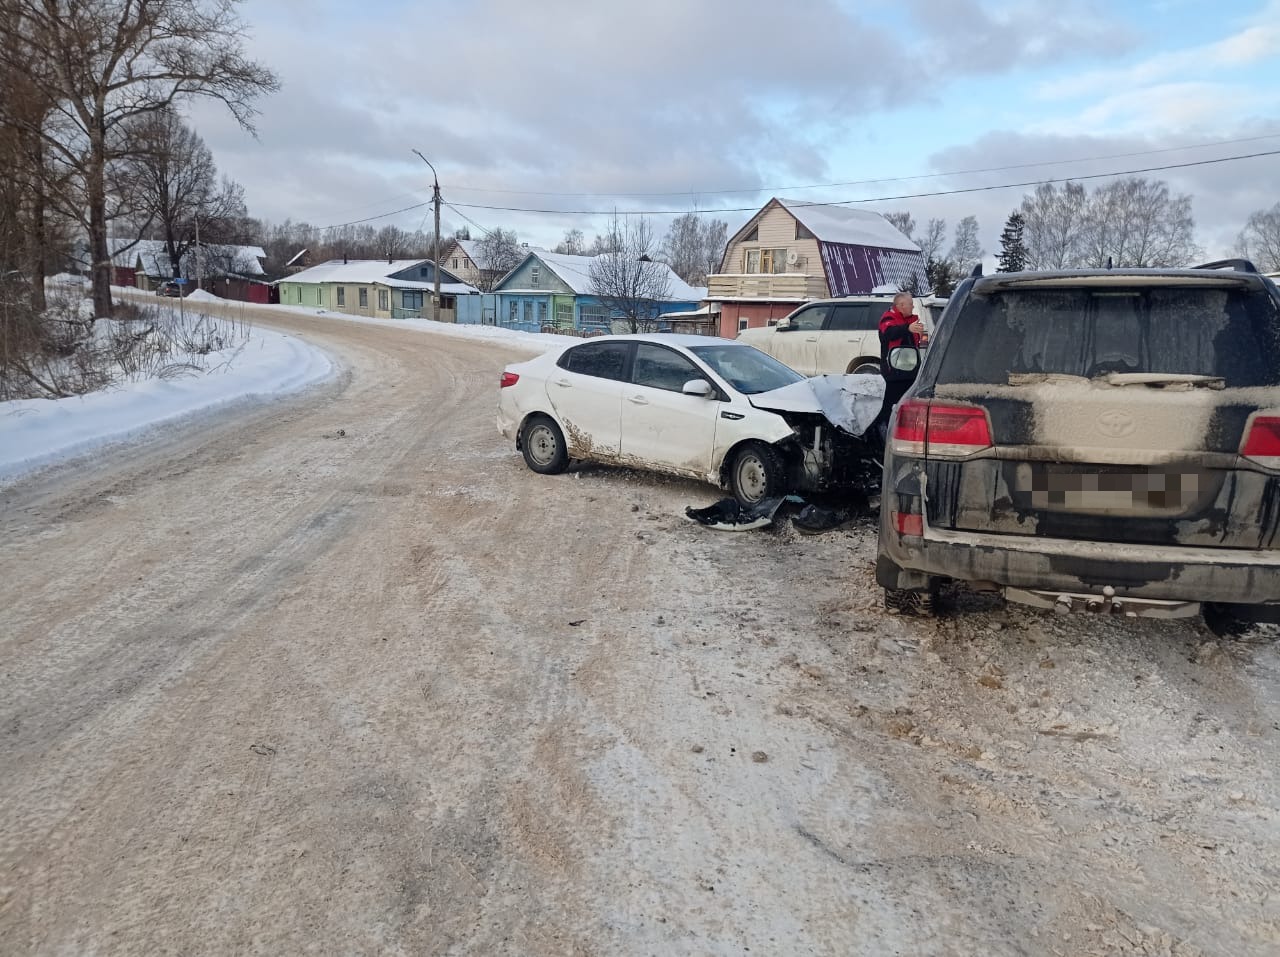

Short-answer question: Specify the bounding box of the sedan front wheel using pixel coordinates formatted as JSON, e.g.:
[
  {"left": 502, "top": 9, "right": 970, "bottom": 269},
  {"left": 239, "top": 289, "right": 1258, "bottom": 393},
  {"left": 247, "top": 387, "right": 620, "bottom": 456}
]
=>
[{"left": 729, "top": 441, "right": 786, "bottom": 507}]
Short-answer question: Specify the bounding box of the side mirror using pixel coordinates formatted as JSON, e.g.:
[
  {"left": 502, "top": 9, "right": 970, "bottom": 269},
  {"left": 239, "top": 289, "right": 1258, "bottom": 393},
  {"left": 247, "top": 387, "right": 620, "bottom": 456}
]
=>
[
  {"left": 887, "top": 346, "right": 920, "bottom": 373},
  {"left": 775, "top": 317, "right": 792, "bottom": 331},
  {"left": 682, "top": 379, "right": 714, "bottom": 398}
]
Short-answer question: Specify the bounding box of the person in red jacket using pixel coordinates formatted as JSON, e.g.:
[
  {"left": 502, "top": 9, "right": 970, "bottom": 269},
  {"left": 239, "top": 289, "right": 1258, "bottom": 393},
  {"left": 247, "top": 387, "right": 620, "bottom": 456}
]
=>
[
  {"left": 874, "top": 293, "right": 926, "bottom": 437},
  {"left": 878, "top": 292, "right": 924, "bottom": 368}
]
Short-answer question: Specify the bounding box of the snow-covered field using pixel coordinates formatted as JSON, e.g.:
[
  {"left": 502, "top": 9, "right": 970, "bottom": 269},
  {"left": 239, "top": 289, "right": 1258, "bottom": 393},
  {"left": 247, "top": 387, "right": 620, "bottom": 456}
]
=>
[{"left": 0, "top": 290, "right": 333, "bottom": 485}]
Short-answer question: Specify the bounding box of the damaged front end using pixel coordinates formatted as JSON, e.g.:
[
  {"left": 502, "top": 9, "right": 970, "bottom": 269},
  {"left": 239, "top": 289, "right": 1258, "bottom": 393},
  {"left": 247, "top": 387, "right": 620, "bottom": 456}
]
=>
[{"left": 750, "top": 375, "right": 888, "bottom": 497}]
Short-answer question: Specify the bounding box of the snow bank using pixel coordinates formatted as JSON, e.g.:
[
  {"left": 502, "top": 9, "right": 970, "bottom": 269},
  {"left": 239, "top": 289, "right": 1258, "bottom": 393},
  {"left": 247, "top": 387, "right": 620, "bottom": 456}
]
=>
[
  {"left": 185, "top": 288, "right": 224, "bottom": 303},
  {"left": 266, "top": 302, "right": 582, "bottom": 353},
  {"left": 0, "top": 326, "right": 333, "bottom": 485}
]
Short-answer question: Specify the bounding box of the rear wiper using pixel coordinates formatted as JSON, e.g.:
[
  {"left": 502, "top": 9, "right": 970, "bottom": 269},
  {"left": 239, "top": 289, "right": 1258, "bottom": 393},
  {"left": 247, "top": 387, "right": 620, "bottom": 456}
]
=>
[{"left": 1103, "top": 373, "right": 1225, "bottom": 390}]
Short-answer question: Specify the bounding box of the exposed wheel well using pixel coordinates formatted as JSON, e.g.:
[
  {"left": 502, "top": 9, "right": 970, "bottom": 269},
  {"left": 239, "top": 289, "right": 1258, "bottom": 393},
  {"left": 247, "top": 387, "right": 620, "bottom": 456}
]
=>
[
  {"left": 718, "top": 437, "right": 797, "bottom": 488},
  {"left": 846, "top": 357, "right": 881, "bottom": 374}
]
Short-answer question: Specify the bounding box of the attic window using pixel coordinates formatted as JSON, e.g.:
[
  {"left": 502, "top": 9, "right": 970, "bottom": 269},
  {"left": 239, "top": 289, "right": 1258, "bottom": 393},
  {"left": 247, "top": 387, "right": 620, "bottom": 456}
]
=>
[
  {"left": 420, "top": 267, "right": 429, "bottom": 278},
  {"left": 744, "top": 225, "right": 759, "bottom": 242},
  {"left": 531, "top": 266, "right": 540, "bottom": 288},
  {"left": 795, "top": 222, "right": 814, "bottom": 240}
]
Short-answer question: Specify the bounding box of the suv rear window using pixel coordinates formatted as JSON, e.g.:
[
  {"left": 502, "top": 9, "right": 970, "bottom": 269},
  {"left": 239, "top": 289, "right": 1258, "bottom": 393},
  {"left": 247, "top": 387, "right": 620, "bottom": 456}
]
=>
[{"left": 935, "top": 286, "right": 1280, "bottom": 387}]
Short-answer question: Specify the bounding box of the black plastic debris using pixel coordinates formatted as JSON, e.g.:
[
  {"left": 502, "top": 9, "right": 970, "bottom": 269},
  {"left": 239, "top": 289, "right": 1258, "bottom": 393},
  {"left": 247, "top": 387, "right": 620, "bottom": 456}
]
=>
[
  {"left": 791, "top": 503, "right": 855, "bottom": 536},
  {"left": 685, "top": 496, "right": 802, "bottom": 531}
]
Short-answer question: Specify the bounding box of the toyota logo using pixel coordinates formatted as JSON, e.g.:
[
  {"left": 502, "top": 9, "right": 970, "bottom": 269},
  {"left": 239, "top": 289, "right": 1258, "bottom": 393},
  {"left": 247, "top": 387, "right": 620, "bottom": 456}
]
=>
[{"left": 1097, "top": 410, "right": 1136, "bottom": 438}]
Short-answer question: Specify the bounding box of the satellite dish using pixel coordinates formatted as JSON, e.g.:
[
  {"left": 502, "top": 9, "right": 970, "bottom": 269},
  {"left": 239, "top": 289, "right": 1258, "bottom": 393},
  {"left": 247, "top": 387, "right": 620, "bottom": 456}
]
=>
[{"left": 786, "top": 250, "right": 800, "bottom": 266}]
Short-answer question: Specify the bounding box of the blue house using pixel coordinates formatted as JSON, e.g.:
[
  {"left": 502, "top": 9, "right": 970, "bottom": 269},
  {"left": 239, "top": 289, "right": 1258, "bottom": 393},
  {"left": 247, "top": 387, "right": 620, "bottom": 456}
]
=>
[{"left": 488, "top": 250, "right": 705, "bottom": 334}]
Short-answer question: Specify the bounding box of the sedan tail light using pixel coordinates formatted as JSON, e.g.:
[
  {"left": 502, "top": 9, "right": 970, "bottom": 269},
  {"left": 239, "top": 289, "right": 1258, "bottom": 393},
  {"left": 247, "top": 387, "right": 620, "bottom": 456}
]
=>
[
  {"left": 500, "top": 371, "right": 520, "bottom": 389},
  {"left": 1241, "top": 414, "right": 1280, "bottom": 469},
  {"left": 890, "top": 400, "right": 993, "bottom": 459}
]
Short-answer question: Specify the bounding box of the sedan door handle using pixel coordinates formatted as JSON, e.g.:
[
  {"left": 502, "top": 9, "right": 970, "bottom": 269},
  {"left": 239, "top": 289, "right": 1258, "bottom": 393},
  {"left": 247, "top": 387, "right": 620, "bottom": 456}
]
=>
[
  {"left": 628, "top": 395, "right": 649, "bottom": 405},
  {"left": 805, "top": 336, "right": 818, "bottom": 342},
  {"left": 553, "top": 378, "right": 572, "bottom": 388}
]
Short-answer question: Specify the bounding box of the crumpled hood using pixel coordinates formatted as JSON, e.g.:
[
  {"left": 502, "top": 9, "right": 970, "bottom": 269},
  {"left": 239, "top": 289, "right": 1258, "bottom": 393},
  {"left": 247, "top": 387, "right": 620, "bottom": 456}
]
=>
[{"left": 750, "top": 375, "right": 886, "bottom": 437}]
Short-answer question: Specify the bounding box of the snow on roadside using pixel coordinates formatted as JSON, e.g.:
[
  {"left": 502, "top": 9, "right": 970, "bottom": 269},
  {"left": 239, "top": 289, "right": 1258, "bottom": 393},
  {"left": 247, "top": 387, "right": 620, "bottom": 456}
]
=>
[
  {"left": 260, "top": 301, "right": 583, "bottom": 353},
  {"left": 0, "top": 325, "right": 333, "bottom": 486}
]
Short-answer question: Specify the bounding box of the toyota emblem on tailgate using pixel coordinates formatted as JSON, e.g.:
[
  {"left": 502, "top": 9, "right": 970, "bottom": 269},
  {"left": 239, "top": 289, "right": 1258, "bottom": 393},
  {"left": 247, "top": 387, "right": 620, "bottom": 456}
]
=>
[{"left": 1097, "top": 410, "right": 1136, "bottom": 438}]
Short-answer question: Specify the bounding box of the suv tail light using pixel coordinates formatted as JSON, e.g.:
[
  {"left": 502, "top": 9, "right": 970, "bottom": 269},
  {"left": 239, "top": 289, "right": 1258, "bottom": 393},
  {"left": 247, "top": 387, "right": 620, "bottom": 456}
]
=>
[
  {"left": 1241, "top": 414, "right": 1280, "bottom": 469},
  {"left": 500, "top": 371, "right": 520, "bottom": 389},
  {"left": 890, "top": 400, "right": 993, "bottom": 458}
]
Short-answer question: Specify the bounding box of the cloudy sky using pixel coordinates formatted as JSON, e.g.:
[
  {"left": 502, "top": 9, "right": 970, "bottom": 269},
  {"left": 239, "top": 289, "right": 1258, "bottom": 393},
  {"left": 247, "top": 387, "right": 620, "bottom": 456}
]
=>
[{"left": 191, "top": 0, "right": 1280, "bottom": 261}]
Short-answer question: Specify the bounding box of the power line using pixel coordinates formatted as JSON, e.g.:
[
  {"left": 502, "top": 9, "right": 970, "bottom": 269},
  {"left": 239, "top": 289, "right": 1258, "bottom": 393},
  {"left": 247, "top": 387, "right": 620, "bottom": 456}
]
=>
[
  {"left": 440, "top": 132, "right": 1280, "bottom": 199},
  {"left": 313, "top": 146, "right": 1280, "bottom": 231},
  {"left": 443, "top": 202, "right": 495, "bottom": 238},
  {"left": 443, "top": 148, "right": 1280, "bottom": 217}
]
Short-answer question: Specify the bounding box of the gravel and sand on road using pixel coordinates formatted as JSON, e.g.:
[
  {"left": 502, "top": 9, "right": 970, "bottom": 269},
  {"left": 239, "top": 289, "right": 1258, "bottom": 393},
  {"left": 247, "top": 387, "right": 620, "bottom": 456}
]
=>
[{"left": 2, "top": 304, "right": 1277, "bottom": 955}]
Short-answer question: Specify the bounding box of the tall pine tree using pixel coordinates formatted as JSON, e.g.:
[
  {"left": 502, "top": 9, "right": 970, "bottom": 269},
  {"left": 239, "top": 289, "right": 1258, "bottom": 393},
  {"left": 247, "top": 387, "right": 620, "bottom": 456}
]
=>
[{"left": 997, "top": 212, "right": 1028, "bottom": 272}]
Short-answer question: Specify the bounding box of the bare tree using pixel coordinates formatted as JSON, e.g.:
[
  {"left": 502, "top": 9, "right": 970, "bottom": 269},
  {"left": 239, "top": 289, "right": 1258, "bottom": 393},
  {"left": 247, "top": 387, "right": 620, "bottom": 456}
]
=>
[
  {"left": 554, "top": 228, "right": 585, "bottom": 256},
  {"left": 884, "top": 211, "right": 916, "bottom": 240},
  {"left": 589, "top": 214, "right": 671, "bottom": 334},
  {"left": 1079, "top": 177, "right": 1198, "bottom": 268},
  {"left": 112, "top": 111, "right": 246, "bottom": 280},
  {"left": 700, "top": 218, "right": 727, "bottom": 286},
  {"left": 916, "top": 217, "right": 947, "bottom": 263},
  {"left": 659, "top": 212, "right": 727, "bottom": 286},
  {"left": 1236, "top": 203, "right": 1280, "bottom": 272},
  {"left": 1018, "top": 181, "right": 1088, "bottom": 269},
  {"left": 948, "top": 215, "right": 984, "bottom": 275},
  {"left": 472, "top": 227, "right": 521, "bottom": 292},
  {"left": 374, "top": 225, "right": 413, "bottom": 260},
  {"left": 0, "top": 0, "right": 278, "bottom": 319}
]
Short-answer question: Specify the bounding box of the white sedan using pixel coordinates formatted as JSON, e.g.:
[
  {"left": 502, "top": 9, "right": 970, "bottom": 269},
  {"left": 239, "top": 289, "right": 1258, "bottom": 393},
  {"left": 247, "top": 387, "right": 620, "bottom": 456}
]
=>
[{"left": 497, "top": 334, "right": 886, "bottom": 505}]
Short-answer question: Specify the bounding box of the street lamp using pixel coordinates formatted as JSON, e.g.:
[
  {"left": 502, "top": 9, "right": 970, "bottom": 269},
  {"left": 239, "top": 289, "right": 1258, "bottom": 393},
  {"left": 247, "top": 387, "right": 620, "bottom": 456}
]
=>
[{"left": 411, "top": 149, "right": 442, "bottom": 323}]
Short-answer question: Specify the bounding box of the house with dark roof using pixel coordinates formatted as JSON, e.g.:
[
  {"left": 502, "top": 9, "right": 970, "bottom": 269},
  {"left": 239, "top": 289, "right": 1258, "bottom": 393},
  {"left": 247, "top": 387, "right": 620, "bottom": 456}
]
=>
[
  {"left": 489, "top": 250, "right": 705, "bottom": 333},
  {"left": 707, "top": 198, "right": 927, "bottom": 337}
]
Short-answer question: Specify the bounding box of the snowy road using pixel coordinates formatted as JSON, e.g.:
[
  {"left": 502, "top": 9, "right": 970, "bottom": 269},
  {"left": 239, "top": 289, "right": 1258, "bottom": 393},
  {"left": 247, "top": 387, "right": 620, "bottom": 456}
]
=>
[{"left": 1, "top": 307, "right": 1278, "bottom": 956}]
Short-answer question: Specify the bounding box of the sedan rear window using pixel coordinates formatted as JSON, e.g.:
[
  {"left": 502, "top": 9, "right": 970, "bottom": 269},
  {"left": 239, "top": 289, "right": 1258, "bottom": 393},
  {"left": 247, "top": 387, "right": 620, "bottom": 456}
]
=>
[
  {"left": 560, "top": 341, "right": 631, "bottom": 381},
  {"left": 690, "top": 344, "right": 805, "bottom": 394},
  {"left": 935, "top": 286, "right": 1280, "bottom": 388}
]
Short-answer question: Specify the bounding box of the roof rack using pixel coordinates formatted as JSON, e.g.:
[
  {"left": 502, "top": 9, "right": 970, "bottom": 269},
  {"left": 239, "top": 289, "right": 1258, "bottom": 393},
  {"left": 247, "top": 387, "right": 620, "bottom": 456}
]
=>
[{"left": 1193, "top": 258, "right": 1259, "bottom": 273}]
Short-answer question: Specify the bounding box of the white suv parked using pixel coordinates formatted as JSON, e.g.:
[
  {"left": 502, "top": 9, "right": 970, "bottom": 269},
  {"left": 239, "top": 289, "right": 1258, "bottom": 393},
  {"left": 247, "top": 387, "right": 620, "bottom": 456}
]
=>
[{"left": 736, "top": 296, "right": 945, "bottom": 376}]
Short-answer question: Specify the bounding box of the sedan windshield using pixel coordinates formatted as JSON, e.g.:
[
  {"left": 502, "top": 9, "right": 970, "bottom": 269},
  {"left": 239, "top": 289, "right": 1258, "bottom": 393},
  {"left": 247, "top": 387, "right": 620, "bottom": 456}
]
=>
[{"left": 690, "top": 344, "right": 805, "bottom": 394}]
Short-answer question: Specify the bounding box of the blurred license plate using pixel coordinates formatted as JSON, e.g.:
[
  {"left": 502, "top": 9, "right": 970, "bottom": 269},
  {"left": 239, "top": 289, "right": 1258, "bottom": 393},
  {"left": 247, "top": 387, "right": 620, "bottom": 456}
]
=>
[{"left": 1023, "top": 467, "right": 1204, "bottom": 511}]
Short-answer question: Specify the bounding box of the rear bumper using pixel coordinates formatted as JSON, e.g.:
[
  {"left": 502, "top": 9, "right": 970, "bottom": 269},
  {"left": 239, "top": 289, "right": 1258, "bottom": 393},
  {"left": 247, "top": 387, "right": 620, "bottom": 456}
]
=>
[{"left": 879, "top": 520, "right": 1280, "bottom": 605}]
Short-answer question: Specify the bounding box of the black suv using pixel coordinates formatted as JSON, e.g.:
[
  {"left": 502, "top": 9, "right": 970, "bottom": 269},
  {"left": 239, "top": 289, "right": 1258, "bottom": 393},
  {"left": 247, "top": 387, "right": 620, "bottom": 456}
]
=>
[{"left": 876, "top": 260, "right": 1280, "bottom": 627}]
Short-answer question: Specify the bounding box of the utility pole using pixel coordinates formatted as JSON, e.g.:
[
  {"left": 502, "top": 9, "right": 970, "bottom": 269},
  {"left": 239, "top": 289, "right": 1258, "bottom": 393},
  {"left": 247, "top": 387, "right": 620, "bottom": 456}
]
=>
[
  {"left": 194, "top": 215, "right": 202, "bottom": 292},
  {"left": 412, "top": 149, "right": 442, "bottom": 323}
]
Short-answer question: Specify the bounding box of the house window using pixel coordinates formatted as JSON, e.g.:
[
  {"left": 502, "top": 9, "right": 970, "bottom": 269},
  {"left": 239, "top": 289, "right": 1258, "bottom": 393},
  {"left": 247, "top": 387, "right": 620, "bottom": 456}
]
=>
[
  {"left": 531, "top": 266, "right": 540, "bottom": 288},
  {"left": 402, "top": 290, "right": 423, "bottom": 311},
  {"left": 452, "top": 258, "right": 458, "bottom": 269},
  {"left": 795, "top": 222, "right": 814, "bottom": 240},
  {"left": 537, "top": 301, "right": 547, "bottom": 325},
  {"left": 442, "top": 295, "right": 456, "bottom": 310},
  {"left": 523, "top": 301, "right": 533, "bottom": 324},
  {"left": 337, "top": 286, "right": 345, "bottom": 306},
  {"left": 508, "top": 301, "right": 518, "bottom": 323},
  {"left": 738, "top": 317, "right": 749, "bottom": 332},
  {"left": 579, "top": 304, "right": 609, "bottom": 329},
  {"left": 297, "top": 287, "right": 302, "bottom": 303},
  {"left": 744, "top": 225, "right": 758, "bottom": 241},
  {"left": 378, "top": 289, "right": 389, "bottom": 311},
  {"left": 420, "top": 267, "right": 430, "bottom": 278},
  {"left": 744, "top": 249, "right": 788, "bottom": 274}
]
